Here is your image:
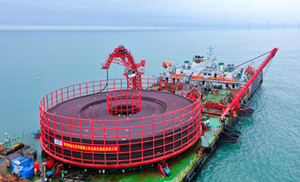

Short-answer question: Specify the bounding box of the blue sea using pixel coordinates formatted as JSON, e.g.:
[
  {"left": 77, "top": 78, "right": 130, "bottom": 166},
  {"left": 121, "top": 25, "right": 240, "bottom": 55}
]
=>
[{"left": 0, "top": 29, "right": 299, "bottom": 181}]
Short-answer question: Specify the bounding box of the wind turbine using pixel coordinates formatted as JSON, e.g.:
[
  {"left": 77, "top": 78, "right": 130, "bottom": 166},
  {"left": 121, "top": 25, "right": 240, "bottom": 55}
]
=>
[
  {"left": 267, "top": 20, "right": 269, "bottom": 30},
  {"left": 284, "top": 22, "right": 286, "bottom": 30},
  {"left": 221, "top": 18, "right": 227, "bottom": 31},
  {"left": 247, "top": 21, "right": 251, "bottom": 30},
  {"left": 298, "top": 21, "right": 299, "bottom": 30},
  {"left": 155, "top": 24, "right": 157, "bottom": 31},
  {"left": 133, "top": 22, "right": 135, "bottom": 31}
]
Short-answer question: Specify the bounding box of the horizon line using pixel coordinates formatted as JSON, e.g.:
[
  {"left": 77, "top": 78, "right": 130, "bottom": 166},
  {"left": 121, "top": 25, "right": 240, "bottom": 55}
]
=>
[{"left": 0, "top": 25, "right": 299, "bottom": 31}]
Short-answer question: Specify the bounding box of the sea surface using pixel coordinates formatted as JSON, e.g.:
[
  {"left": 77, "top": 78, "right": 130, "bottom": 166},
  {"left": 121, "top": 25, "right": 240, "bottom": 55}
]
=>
[{"left": 0, "top": 29, "right": 299, "bottom": 181}]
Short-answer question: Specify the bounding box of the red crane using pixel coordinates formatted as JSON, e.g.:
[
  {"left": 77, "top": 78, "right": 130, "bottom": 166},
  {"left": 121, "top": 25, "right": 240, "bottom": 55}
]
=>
[
  {"left": 219, "top": 47, "right": 279, "bottom": 121},
  {"left": 101, "top": 45, "right": 146, "bottom": 89}
]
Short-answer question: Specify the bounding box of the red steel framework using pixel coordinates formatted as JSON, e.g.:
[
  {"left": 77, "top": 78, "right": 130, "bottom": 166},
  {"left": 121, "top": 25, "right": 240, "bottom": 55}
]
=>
[
  {"left": 40, "top": 78, "right": 202, "bottom": 169},
  {"left": 107, "top": 90, "right": 142, "bottom": 116},
  {"left": 101, "top": 45, "right": 146, "bottom": 90}
]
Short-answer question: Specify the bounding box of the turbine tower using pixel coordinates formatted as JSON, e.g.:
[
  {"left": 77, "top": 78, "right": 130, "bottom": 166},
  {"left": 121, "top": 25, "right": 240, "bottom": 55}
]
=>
[
  {"left": 298, "top": 21, "right": 299, "bottom": 30},
  {"left": 247, "top": 21, "right": 251, "bottom": 30},
  {"left": 267, "top": 20, "right": 269, "bottom": 30},
  {"left": 133, "top": 22, "right": 135, "bottom": 31},
  {"left": 284, "top": 22, "right": 286, "bottom": 30},
  {"left": 221, "top": 18, "right": 227, "bottom": 31}
]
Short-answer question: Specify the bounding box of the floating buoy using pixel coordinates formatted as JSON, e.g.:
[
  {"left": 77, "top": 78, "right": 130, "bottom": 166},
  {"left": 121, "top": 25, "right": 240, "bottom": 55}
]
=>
[{"left": 37, "top": 77, "right": 39, "bottom": 80}]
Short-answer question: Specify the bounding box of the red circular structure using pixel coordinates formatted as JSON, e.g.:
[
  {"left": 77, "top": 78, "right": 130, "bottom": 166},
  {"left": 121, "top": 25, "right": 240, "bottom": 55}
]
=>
[
  {"left": 107, "top": 90, "right": 141, "bottom": 116},
  {"left": 40, "top": 78, "right": 202, "bottom": 169}
]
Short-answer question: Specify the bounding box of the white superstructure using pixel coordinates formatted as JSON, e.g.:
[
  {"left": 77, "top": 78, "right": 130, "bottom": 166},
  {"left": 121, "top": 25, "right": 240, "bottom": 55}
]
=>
[{"left": 160, "top": 48, "right": 255, "bottom": 93}]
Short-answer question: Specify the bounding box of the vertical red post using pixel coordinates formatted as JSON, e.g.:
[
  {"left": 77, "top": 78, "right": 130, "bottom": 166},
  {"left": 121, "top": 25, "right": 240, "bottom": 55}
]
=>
[
  {"left": 141, "top": 118, "right": 143, "bottom": 161},
  {"left": 80, "top": 119, "right": 83, "bottom": 163},
  {"left": 116, "top": 120, "right": 119, "bottom": 165},
  {"left": 70, "top": 118, "right": 73, "bottom": 161},
  {"left": 152, "top": 117, "right": 155, "bottom": 159},
  {"left": 91, "top": 120, "right": 94, "bottom": 165},
  {"left": 163, "top": 115, "right": 165, "bottom": 156},
  {"left": 103, "top": 121, "right": 106, "bottom": 165},
  {"left": 129, "top": 119, "right": 131, "bottom": 163}
]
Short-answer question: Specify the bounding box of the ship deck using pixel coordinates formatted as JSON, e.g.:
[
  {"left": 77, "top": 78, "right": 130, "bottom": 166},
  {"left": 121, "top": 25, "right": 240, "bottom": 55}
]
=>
[{"left": 201, "top": 89, "right": 231, "bottom": 104}]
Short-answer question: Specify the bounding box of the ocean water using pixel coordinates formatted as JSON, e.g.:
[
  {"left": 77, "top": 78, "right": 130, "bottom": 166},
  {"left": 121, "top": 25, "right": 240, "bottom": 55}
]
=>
[{"left": 0, "top": 29, "right": 299, "bottom": 181}]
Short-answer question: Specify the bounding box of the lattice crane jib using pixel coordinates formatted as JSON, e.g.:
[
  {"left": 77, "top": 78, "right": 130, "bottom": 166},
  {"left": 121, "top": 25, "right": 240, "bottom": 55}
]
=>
[{"left": 101, "top": 45, "right": 146, "bottom": 89}]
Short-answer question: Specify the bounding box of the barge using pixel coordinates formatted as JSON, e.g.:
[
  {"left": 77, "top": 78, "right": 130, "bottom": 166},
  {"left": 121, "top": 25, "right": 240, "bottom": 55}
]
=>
[{"left": 0, "top": 46, "right": 278, "bottom": 182}]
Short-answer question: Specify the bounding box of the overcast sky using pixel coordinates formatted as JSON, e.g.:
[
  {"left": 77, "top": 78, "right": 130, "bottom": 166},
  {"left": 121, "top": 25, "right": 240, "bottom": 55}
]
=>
[{"left": 0, "top": 0, "right": 299, "bottom": 27}]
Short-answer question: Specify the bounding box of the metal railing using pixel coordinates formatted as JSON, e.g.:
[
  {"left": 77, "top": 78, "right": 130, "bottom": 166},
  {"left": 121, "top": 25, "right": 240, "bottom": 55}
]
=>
[
  {"left": 40, "top": 78, "right": 202, "bottom": 169},
  {"left": 107, "top": 90, "right": 141, "bottom": 116}
]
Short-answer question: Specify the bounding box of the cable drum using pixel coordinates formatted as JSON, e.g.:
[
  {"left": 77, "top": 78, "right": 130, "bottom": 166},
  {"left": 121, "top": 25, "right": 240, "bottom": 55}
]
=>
[{"left": 40, "top": 78, "right": 202, "bottom": 169}]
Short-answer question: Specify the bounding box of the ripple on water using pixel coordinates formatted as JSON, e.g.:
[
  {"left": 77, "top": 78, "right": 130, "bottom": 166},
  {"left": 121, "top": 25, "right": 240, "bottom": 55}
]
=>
[{"left": 195, "top": 80, "right": 300, "bottom": 181}]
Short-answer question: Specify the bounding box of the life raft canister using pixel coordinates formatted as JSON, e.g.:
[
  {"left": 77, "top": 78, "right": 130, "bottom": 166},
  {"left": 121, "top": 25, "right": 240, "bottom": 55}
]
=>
[
  {"left": 245, "top": 65, "right": 255, "bottom": 74},
  {"left": 43, "top": 157, "right": 54, "bottom": 170},
  {"left": 33, "top": 161, "right": 40, "bottom": 172},
  {"left": 162, "top": 61, "right": 172, "bottom": 68}
]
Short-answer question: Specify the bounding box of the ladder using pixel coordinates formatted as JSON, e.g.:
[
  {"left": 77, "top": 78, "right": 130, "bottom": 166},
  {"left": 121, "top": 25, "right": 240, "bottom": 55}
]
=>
[{"left": 219, "top": 125, "right": 242, "bottom": 143}]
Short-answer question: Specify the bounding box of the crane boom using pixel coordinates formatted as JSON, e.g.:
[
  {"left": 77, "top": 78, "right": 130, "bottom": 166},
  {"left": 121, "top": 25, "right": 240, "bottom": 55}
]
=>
[
  {"left": 219, "top": 47, "right": 279, "bottom": 121},
  {"left": 101, "top": 45, "right": 146, "bottom": 89}
]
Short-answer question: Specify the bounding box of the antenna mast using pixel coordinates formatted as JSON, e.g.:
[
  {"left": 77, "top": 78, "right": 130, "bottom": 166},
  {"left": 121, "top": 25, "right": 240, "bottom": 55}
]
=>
[{"left": 207, "top": 46, "right": 214, "bottom": 60}]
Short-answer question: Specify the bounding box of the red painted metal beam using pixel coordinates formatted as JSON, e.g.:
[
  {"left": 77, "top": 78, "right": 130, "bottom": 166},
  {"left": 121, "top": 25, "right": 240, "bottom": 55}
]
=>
[
  {"left": 219, "top": 47, "right": 279, "bottom": 121},
  {"left": 202, "top": 101, "right": 227, "bottom": 110},
  {"left": 101, "top": 46, "right": 146, "bottom": 89},
  {"left": 202, "top": 110, "right": 232, "bottom": 116}
]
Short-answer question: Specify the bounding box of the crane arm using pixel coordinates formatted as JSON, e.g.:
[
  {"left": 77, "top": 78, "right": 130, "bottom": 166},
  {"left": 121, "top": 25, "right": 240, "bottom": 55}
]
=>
[
  {"left": 219, "top": 47, "right": 279, "bottom": 121},
  {"left": 101, "top": 45, "right": 146, "bottom": 90},
  {"left": 101, "top": 45, "right": 145, "bottom": 71}
]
